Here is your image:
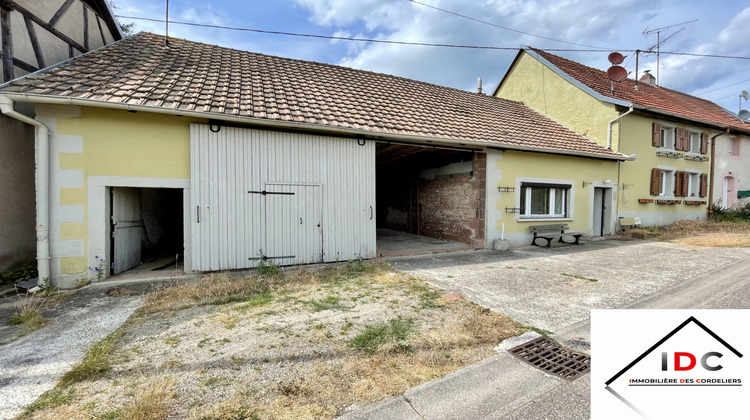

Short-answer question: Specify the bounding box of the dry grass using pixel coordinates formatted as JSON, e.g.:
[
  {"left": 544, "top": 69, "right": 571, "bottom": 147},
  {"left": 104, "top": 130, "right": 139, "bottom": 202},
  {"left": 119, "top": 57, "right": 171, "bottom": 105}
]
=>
[
  {"left": 120, "top": 376, "right": 176, "bottom": 420},
  {"left": 23, "top": 262, "right": 527, "bottom": 420},
  {"left": 6, "top": 294, "right": 53, "bottom": 336},
  {"left": 625, "top": 220, "right": 750, "bottom": 247}
]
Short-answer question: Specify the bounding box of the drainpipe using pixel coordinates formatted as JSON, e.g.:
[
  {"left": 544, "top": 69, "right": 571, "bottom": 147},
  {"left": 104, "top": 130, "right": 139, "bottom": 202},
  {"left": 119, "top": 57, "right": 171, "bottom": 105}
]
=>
[
  {"left": 707, "top": 130, "right": 727, "bottom": 219},
  {"left": 607, "top": 105, "right": 634, "bottom": 150},
  {"left": 0, "top": 95, "right": 51, "bottom": 288}
]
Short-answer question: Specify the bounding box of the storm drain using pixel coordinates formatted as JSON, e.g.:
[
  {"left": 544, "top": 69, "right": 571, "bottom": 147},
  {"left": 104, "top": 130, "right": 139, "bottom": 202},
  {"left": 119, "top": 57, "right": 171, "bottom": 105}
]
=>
[{"left": 508, "top": 336, "right": 590, "bottom": 381}]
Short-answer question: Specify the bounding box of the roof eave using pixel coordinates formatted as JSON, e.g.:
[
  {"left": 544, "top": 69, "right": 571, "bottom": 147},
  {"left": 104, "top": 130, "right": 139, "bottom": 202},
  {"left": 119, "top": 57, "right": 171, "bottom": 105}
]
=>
[{"left": 0, "top": 93, "right": 628, "bottom": 161}]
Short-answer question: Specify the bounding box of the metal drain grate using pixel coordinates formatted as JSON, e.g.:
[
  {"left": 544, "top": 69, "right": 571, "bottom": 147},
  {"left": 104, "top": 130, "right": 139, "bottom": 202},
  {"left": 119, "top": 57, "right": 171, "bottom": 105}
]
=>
[{"left": 508, "top": 336, "right": 590, "bottom": 381}]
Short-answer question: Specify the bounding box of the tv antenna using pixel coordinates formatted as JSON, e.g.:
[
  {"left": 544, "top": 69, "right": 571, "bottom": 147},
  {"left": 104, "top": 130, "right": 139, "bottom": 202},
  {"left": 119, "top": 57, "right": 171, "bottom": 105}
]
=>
[{"left": 641, "top": 19, "right": 697, "bottom": 85}]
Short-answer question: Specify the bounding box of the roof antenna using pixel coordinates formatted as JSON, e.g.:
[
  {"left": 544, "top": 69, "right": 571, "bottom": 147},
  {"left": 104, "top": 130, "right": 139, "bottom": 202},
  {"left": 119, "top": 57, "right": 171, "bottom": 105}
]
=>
[{"left": 165, "top": 0, "right": 170, "bottom": 47}]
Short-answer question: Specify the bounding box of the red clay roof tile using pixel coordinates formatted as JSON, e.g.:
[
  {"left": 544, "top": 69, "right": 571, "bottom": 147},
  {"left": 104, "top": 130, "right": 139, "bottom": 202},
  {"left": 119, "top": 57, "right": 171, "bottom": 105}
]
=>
[
  {"left": 0, "top": 33, "right": 626, "bottom": 159},
  {"left": 529, "top": 48, "right": 750, "bottom": 133}
]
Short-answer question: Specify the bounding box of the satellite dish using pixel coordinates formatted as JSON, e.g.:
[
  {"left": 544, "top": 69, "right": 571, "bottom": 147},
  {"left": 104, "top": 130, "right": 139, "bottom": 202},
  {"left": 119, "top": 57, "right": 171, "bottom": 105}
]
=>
[
  {"left": 607, "top": 66, "right": 628, "bottom": 82},
  {"left": 742, "top": 91, "right": 750, "bottom": 101},
  {"left": 608, "top": 52, "right": 625, "bottom": 65},
  {"left": 739, "top": 109, "right": 750, "bottom": 121}
]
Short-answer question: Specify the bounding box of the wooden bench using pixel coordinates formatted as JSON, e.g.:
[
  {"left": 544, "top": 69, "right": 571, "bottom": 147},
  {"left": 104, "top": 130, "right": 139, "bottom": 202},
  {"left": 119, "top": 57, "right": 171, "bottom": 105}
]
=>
[{"left": 529, "top": 224, "right": 586, "bottom": 248}]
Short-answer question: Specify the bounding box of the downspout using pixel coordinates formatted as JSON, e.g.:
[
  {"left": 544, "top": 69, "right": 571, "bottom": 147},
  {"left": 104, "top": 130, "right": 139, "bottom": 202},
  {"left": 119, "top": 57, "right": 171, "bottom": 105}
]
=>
[
  {"left": 707, "top": 130, "right": 727, "bottom": 219},
  {"left": 0, "top": 95, "right": 51, "bottom": 288},
  {"left": 607, "top": 105, "right": 634, "bottom": 150}
]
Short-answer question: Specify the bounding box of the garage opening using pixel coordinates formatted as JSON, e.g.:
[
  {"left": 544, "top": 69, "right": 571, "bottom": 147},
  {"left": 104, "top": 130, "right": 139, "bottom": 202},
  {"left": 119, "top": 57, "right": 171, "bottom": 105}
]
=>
[
  {"left": 375, "top": 143, "right": 487, "bottom": 256},
  {"left": 110, "top": 187, "right": 184, "bottom": 276}
]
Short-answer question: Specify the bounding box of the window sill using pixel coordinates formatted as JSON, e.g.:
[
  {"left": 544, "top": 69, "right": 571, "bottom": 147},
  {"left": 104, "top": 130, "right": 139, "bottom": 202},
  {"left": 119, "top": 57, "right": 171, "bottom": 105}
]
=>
[{"left": 517, "top": 217, "right": 572, "bottom": 222}]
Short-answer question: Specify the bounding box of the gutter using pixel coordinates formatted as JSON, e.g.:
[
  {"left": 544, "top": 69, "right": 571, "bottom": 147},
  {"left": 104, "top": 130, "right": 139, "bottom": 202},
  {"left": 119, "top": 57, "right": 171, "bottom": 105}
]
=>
[
  {"left": 607, "top": 105, "right": 634, "bottom": 149},
  {"left": 0, "top": 95, "right": 51, "bottom": 288},
  {"left": 0, "top": 92, "right": 632, "bottom": 162}
]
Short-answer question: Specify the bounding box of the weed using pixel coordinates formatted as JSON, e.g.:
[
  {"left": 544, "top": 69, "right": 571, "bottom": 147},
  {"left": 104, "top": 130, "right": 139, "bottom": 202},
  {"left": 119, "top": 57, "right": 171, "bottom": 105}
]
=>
[
  {"left": 305, "top": 295, "right": 343, "bottom": 312},
  {"left": 59, "top": 329, "right": 122, "bottom": 387},
  {"left": 6, "top": 293, "right": 51, "bottom": 335},
  {"left": 349, "top": 316, "right": 416, "bottom": 354},
  {"left": 340, "top": 319, "right": 354, "bottom": 335},
  {"left": 197, "top": 338, "right": 210, "bottom": 348},
  {"left": 120, "top": 376, "right": 175, "bottom": 420},
  {"left": 163, "top": 337, "right": 181, "bottom": 347},
  {"left": 525, "top": 325, "right": 553, "bottom": 337},
  {"left": 21, "top": 388, "right": 74, "bottom": 416},
  {"left": 560, "top": 273, "right": 598, "bottom": 282},
  {"left": 255, "top": 250, "right": 283, "bottom": 277}
]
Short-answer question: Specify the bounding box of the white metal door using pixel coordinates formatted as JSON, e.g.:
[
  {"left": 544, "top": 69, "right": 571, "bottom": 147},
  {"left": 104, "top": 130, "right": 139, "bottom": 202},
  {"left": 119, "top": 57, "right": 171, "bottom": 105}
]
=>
[
  {"left": 593, "top": 188, "right": 604, "bottom": 236},
  {"left": 112, "top": 187, "right": 143, "bottom": 274},
  {"left": 260, "top": 183, "right": 322, "bottom": 265},
  {"left": 190, "top": 124, "right": 375, "bottom": 271}
]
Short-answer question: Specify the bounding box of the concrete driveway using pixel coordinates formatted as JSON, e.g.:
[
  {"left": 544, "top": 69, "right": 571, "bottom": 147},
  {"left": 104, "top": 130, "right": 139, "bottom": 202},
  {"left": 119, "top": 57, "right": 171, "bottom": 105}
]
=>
[{"left": 388, "top": 238, "right": 750, "bottom": 345}]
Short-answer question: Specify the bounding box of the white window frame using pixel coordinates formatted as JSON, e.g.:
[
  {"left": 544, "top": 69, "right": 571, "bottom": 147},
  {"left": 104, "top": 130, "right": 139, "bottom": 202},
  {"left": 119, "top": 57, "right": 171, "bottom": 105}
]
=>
[
  {"left": 688, "top": 131, "right": 701, "bottom": 154},
  {"left": 516, "top": 178, "right": 574, "bottom": 221},
  {"left": 657, "top": 166, "right": 676, "bottom": 197},
  {"left": 659, "top": 125, "right": 676, "bottom": 151},
  {"left": 685, "top": 169, "right": 701, "bottom": 198}
]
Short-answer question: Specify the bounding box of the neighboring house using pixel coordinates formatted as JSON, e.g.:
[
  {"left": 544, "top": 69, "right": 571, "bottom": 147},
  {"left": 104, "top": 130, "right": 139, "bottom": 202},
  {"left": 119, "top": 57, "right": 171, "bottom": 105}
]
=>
[
  {"left": 495, "top": 47, "right": 750, "bottom": 226},
  {"left": 0, "top": 0, "right": 122, "bottom": 271},
  {"left": 714, "top": 132, "right": 750, "bottom": 209},
  {"left": 0, "top": 33, "right": 629, "bottom": 288}
]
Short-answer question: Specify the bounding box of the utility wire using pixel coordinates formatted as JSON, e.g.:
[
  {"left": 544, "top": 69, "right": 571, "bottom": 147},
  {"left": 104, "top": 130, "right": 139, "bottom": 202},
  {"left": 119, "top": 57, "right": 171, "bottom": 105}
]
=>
[
  {"left": 408, "top": 0, "right": 607, "bottom": 49},
  {"left": 117, "top": 15, "right": 750, "bottom": 61},
  {"left": 694, "top": 78, "right": 750, "bottom": 95}
]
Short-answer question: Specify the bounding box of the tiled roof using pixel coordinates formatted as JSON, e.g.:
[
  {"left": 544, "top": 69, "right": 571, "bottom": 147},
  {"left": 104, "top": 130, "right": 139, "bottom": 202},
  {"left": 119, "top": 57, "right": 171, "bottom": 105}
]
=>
[
  {"left": 0, "top": 32, "right": 625, "bottom": 160},
  {"left": 529, "top": 48, "right": 750, "bottom": 133}
]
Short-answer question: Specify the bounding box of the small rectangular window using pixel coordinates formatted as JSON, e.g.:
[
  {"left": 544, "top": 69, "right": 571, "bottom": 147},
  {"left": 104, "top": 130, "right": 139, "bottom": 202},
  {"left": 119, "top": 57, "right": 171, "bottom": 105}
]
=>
[
  {"left": 689, "top": 132, "right": 701, "bottom": 153},
  {"left": 730, "top": 137, "right": 740, "bottom": 157},
  {"left": 687, "top": 172, "right": 700, "bottom": 197},
  {"left": 520, "top": 183, "right": 570, "bottom": 218},
  {"left": 660, "top": 128, "right": 675, "bottom": 150},
  {"left": 659, "top": 169, "right": 675, "bottom": 196}
]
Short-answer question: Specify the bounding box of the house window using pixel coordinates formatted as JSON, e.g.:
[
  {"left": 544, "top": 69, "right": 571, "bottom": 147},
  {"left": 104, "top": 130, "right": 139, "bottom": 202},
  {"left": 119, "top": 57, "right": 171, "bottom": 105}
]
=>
[
  {"left": 651, "top": 168, "right": 675, "bottom": 196},
  {"left": 686, "top": 172, "right": 700, "bottom": 197},
  {"left": 661, "top": 127, "right": 675, "bottom": 150},
  {"left": 520, "top": 183, "right": 570, "bottom": 218},
  {"left": 689, "top": 132, "right": 701, "bottom": 154},
  {"left": 730, "top": 137, "right": 740, "bottom": 157}
]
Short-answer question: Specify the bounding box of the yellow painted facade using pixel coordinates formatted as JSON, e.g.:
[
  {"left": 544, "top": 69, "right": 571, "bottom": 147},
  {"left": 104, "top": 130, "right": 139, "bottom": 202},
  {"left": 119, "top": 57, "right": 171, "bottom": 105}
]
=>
[
  {"left": 496, "top": 51, "right": 711, "bottom": 225},
  {"left": 496, "top": 52, "right": 620, "bottom": 149},
  {"left": 616, "top": 114, "right": 711, "bottom": 215},
  {"left": 52, "top": 107, "right": 205, "bottom": 276},
  {"left": 492, "top": 151, "right": 618, "bottom": 234}
]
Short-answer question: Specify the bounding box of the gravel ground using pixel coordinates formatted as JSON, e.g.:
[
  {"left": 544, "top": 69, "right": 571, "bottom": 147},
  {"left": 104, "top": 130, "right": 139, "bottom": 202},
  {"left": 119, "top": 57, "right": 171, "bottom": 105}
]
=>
[
  {"left": 0, "top": 287, "right": 142, "bottom": 420},
  {"left": 20, "top": 265, "right": 523, "bottom": 420}
]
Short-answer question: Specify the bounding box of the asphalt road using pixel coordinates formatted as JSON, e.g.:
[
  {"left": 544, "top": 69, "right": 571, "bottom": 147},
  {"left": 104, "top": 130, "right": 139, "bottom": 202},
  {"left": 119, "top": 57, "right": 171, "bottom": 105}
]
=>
[{"left": 372, "top": 239, "right": 750, "bottom": 420}]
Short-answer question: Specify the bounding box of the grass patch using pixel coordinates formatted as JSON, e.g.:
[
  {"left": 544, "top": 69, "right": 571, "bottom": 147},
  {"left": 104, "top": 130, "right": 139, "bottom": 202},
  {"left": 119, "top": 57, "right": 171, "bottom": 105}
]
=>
[
  {"left": 20, "top": 388, "right": 74, "bottom": 417},
  {"left": 59, "top": 330, "right": 122, "bottom": 387},
  {"left": 560, "top": 273, "right": 598, "bottom": 282},
  {"left": 349, "top": 316, "right": 416, "bottom": 354},
  {"left": 625, "top": 220, "right": 750, "bottom": 247},
  {"left": 304, "top": 295, "right": 343, "bottom": 312},
  {"left": 7, "top": 308, "right": 49, "bottom": 335},
  {"left": 524, "top": 325, "right": 553, "bottom": 336},
  {"left": 120, "top": 376, "right": 175, "bottom": 420}
]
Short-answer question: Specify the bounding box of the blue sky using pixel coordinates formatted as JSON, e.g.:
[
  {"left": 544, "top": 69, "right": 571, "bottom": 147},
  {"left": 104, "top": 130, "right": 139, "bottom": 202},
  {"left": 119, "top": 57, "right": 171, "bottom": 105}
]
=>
[{"left": 114, "top": 0, "right": 750, "bottom": 114}]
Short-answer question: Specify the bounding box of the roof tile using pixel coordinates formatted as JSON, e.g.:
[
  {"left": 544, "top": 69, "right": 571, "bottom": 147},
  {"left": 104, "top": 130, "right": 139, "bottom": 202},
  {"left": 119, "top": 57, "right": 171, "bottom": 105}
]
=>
[
  {"left": 0, "top": 33, "right": 626, "bottom": 159},
  {"left": 530, "top": 48, "right": 749, "bottom": 132}
]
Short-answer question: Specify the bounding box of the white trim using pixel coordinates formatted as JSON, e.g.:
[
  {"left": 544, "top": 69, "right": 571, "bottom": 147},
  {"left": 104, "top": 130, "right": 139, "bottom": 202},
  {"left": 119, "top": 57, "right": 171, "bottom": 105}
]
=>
[
  {"left": 88, "top": 176, "right": 190, "bottom": 188},
  {"left": 87, "top": 175, "right": 192, "bottom": 282},
  {"left": 515, "top": 177, "right": 575, "bottom": 221}
]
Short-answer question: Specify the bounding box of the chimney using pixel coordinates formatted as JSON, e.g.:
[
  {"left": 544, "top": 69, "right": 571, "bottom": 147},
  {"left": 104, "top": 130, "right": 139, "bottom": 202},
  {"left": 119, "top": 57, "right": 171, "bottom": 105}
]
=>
[
  {"left": 477, "top": 77, "right": 483, "bottom": 94},
  {"left": 640, "top": 70, "right": 656, "bottom": 86}
]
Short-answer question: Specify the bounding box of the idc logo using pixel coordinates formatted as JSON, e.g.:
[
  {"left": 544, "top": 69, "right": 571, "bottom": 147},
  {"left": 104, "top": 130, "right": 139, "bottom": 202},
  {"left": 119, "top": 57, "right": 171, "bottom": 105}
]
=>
[
  {"left": 662, "top": 351, "right": 723, "bottom": 371},
  {"left": 592, "top": 310, "right": 750, "bottom": 420}
]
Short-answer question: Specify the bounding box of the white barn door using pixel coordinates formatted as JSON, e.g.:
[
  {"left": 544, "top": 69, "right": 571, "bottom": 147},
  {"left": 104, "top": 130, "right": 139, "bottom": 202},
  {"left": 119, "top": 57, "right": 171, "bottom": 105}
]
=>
[
  {"left": 112, "top": 187, "right": 143, "bottom": 274},
  {"left": 190, "top": 124, "right": 375, "bottom": 272}
]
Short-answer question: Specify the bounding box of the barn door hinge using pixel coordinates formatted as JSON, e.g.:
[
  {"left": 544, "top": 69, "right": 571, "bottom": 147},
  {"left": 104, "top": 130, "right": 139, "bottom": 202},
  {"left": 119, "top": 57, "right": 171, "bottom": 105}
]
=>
[{"left": 248, "top": 190, "right": 295, "bottom": 196}]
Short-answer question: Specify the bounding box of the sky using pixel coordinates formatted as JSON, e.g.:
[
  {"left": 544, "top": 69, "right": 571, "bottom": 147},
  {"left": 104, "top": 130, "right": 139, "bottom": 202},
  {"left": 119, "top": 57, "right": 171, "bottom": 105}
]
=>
[{"left": 113, "top": 0, "right": 750, "bottom": 115}]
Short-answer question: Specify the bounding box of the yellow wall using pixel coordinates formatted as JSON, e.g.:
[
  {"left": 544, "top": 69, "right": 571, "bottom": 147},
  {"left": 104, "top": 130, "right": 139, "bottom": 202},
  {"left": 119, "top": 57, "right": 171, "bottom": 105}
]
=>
[
  {"left": 617, "top": 113, "right": 711, "bottom": 215},
  {"left": 53, "top": 108, "right": 205, "bottom": 277},
  {"left": 496, "top": 52, "right": 620, "bottom": 148},
  {"left": 493, "top": 151, "right": 619, "bottom": 234}
]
